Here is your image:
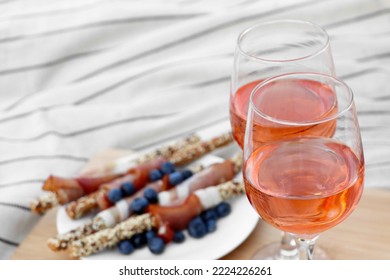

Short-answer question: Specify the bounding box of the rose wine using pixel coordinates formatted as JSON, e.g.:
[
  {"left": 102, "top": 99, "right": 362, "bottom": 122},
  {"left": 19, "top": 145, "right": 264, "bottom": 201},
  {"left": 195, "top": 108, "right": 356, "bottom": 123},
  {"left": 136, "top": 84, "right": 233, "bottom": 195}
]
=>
[
  {"left": 244, "top": 137, "right": 364, "bottom": 235},
  {"left": 230, "top": 79, "right": 337, "bottom": 148}
]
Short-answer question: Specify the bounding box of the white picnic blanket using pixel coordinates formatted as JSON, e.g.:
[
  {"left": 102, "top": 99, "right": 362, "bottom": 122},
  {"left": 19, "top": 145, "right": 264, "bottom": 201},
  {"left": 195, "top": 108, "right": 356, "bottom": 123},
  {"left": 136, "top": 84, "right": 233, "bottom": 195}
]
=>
[{"left": 0, "top": 0, "right": 389, "bottom": 259}]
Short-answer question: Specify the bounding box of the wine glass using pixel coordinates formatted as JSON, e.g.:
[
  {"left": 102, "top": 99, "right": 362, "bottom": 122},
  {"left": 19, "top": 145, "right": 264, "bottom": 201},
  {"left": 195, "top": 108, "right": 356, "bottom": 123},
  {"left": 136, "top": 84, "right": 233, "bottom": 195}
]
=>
[
  {"left": 229, "top": 19, "right": 335, "bottom": 259},
  {"left": 243, "top": 73, "right": 364, "bottom": 260}
]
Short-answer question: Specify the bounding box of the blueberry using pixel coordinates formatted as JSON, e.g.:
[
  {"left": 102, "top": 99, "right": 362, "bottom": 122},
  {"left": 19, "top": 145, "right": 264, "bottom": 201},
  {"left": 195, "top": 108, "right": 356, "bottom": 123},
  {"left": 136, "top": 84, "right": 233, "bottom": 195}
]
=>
[
  {"left": 144, "top": 188, "right": 158, "bottom": 204},
  {"left": 148, "top": 237, "right": 165, "bottom": 254},
  {"left": 201, "top": 209, "right": 218, "bottom": 222},
  {"left": 181, "top": 169, "right": 193, "bottom": 180},
  {"left": 130, "top": 197, "right": 149, "bottom": 214},
  {"left": 121, "top": 181, "right": 135, "bottom": 196},
  {"left": 173, "top": 231, "right": 185, "bottom": 243},
  {"left": 168, "top": 172, "right": 183, "bottom": 186},
  {"left": 187, "top": 216, "right": 207, "bottom": 238},
  {"left": 206, "top": 219, "right": 217, "bottom": 233},
  {"left": 108, "top": 189, "right": 122, "bottom": 203},
  {"left": 149, "top": 169, "right": 163, "bottom": 182},
  {"left": 145, "top": 230, "right": 157, "bottom": 240},
  {"left": 160, "top": 162, "right": 175, "bottom": 175},
  {"left": 118, "top": 240, "right": 134, "bottom": 255},
  {"left": 130, "top": 233, "right": 147, "bottom": 249},
  {"left": 215, "top": 202, "right": 231, "bottom": 218}
]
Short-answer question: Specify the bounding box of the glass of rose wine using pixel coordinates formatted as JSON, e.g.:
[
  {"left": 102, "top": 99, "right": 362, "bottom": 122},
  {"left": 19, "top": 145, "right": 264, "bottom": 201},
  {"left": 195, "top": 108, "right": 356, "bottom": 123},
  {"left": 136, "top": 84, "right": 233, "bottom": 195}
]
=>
[
  {"left": 243, "top": 73, "right": 364, "bottom": 260},
  {"left": 230, "top": 20, "right": 335, "bottom": 259}
]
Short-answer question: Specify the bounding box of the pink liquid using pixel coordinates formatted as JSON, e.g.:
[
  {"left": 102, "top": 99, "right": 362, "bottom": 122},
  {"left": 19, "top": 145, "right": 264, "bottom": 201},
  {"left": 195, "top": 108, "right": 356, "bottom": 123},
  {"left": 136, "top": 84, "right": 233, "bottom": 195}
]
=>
[
  {"left": 230, "top": 79, "right": 337, "bottom": 148},
  {"left": 244, "top": 137, "right": 364, "bottom": 235}
]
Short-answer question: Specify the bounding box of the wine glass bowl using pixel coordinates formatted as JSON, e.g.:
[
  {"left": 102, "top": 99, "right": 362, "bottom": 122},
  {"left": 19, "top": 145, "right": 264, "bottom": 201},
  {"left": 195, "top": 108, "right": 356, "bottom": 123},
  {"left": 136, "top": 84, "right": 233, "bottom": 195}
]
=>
[
  {"left": 247, "top": 78, "right": 338, "bottom": 144},
  {"left": 230, "top": 20, "right": 335, "bottom": 148},
  {"left": 243, "top": 73, "right": 364, "bottom": 259}
]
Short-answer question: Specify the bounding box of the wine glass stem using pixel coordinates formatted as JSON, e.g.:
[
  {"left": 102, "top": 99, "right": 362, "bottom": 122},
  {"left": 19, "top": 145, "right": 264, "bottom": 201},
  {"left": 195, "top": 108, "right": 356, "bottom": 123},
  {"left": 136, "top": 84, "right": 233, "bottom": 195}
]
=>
[
  {"left": 295, "top": 236, "right": 319, "bottom": 260},
  {"left": 279, "top": 232, "right": 298, "bottom": 259}
]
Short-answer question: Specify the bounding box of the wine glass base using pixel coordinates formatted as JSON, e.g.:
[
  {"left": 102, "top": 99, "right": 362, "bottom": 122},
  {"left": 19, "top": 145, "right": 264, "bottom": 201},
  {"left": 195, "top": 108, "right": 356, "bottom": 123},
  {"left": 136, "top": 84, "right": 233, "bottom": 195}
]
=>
[{"left": 251, "top": 242, "right": 329, "bottom": 260}]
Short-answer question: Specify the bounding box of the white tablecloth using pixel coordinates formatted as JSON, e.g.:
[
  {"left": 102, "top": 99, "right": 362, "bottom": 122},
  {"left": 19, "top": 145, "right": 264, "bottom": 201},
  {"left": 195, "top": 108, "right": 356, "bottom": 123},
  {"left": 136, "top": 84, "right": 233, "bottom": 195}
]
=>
[{"left": 0, "top": 0, "right": 389, "bottom": 259}]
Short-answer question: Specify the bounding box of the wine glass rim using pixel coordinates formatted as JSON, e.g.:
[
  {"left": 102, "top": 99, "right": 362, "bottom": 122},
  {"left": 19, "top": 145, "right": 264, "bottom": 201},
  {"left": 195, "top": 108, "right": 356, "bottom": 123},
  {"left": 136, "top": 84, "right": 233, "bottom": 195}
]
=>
[
  {"left": 249, "top": 72, "right": 355, "bottom": 126},
  {"left": 237, "top": 19, "right": 330, "bottom": 63}
]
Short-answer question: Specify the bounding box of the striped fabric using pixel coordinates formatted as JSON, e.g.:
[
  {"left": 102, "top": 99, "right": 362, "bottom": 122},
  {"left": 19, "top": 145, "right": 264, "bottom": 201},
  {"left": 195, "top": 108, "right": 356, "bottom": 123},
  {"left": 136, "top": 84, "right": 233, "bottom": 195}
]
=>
[{"left": 0, "top": 0, "right": 389, "bottom": 259}]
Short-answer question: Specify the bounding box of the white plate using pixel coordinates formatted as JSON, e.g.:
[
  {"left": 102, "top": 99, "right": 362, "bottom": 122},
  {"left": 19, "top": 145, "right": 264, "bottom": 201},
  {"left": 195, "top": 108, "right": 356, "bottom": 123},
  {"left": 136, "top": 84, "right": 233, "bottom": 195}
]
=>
[{"left": 57, "top": 155, "right": 259, "bottom": 260}]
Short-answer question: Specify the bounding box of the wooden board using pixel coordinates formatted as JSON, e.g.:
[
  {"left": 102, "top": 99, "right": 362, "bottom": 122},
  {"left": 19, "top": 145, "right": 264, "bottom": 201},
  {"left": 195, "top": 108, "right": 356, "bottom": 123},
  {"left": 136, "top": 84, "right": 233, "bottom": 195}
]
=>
[{"left": 11, "top": 150, "right": 390, "bottom": 260}]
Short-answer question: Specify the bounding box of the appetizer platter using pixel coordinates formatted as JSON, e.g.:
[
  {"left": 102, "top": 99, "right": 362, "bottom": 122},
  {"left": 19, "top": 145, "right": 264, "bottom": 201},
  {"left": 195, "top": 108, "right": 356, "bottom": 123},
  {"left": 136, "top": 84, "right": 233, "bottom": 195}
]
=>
[{"left": 30, "top": 128, "right": 259, "bottom": 259}]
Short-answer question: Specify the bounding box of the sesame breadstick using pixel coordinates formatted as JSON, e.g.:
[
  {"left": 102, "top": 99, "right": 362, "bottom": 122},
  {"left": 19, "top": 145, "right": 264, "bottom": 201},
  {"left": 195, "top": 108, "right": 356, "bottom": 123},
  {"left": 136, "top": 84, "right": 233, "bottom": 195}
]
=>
[
  {"left": 169, "top": 132, "right": 233, "bottom": 166},
  {"left": 103, "top": 134, "right": 201, "bottom": 175}
]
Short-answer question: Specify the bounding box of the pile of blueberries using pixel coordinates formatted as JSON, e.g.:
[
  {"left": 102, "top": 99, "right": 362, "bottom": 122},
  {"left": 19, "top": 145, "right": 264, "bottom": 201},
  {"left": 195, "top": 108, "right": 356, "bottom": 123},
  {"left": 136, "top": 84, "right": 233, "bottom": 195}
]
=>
[{"left": 118, "top": 201, "right": 232, "bottom": 255}]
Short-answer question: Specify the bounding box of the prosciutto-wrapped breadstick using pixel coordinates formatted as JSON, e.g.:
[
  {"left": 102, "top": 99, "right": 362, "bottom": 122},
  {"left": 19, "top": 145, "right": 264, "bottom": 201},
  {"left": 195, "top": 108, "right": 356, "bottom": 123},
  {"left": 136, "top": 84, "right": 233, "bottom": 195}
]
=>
[
  {"left": 30, "top": 174, "right": 121, "bottom": 214},
  {"left": 43, "top": 174, "right": 121, "bottom": 204},
  {"left": 66, "top": 158, "right": 166, "bottom": 219},
  {"left": 30, "top": 134, "right": 201, "bottom": 214},
  {"left": 168, "top": 132, "right": 232, "bottom": 166},
  {"left": 30, "top": 174, "right": 124, "bottom": 214},
  {"left": 69, "top": 180, "right": 244, "bottom": 258},
  {"left": 159, "top": 153, "right": 242, "bottom": 206},
  {"left": 65, "top": 133, "right": 233, "bottom": 219},
  {"left": 47, "top": 155, "right": 240, "bottom": 251},
  {"left": 87, "top": 134, "right": 201, "bottom": 176}
]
